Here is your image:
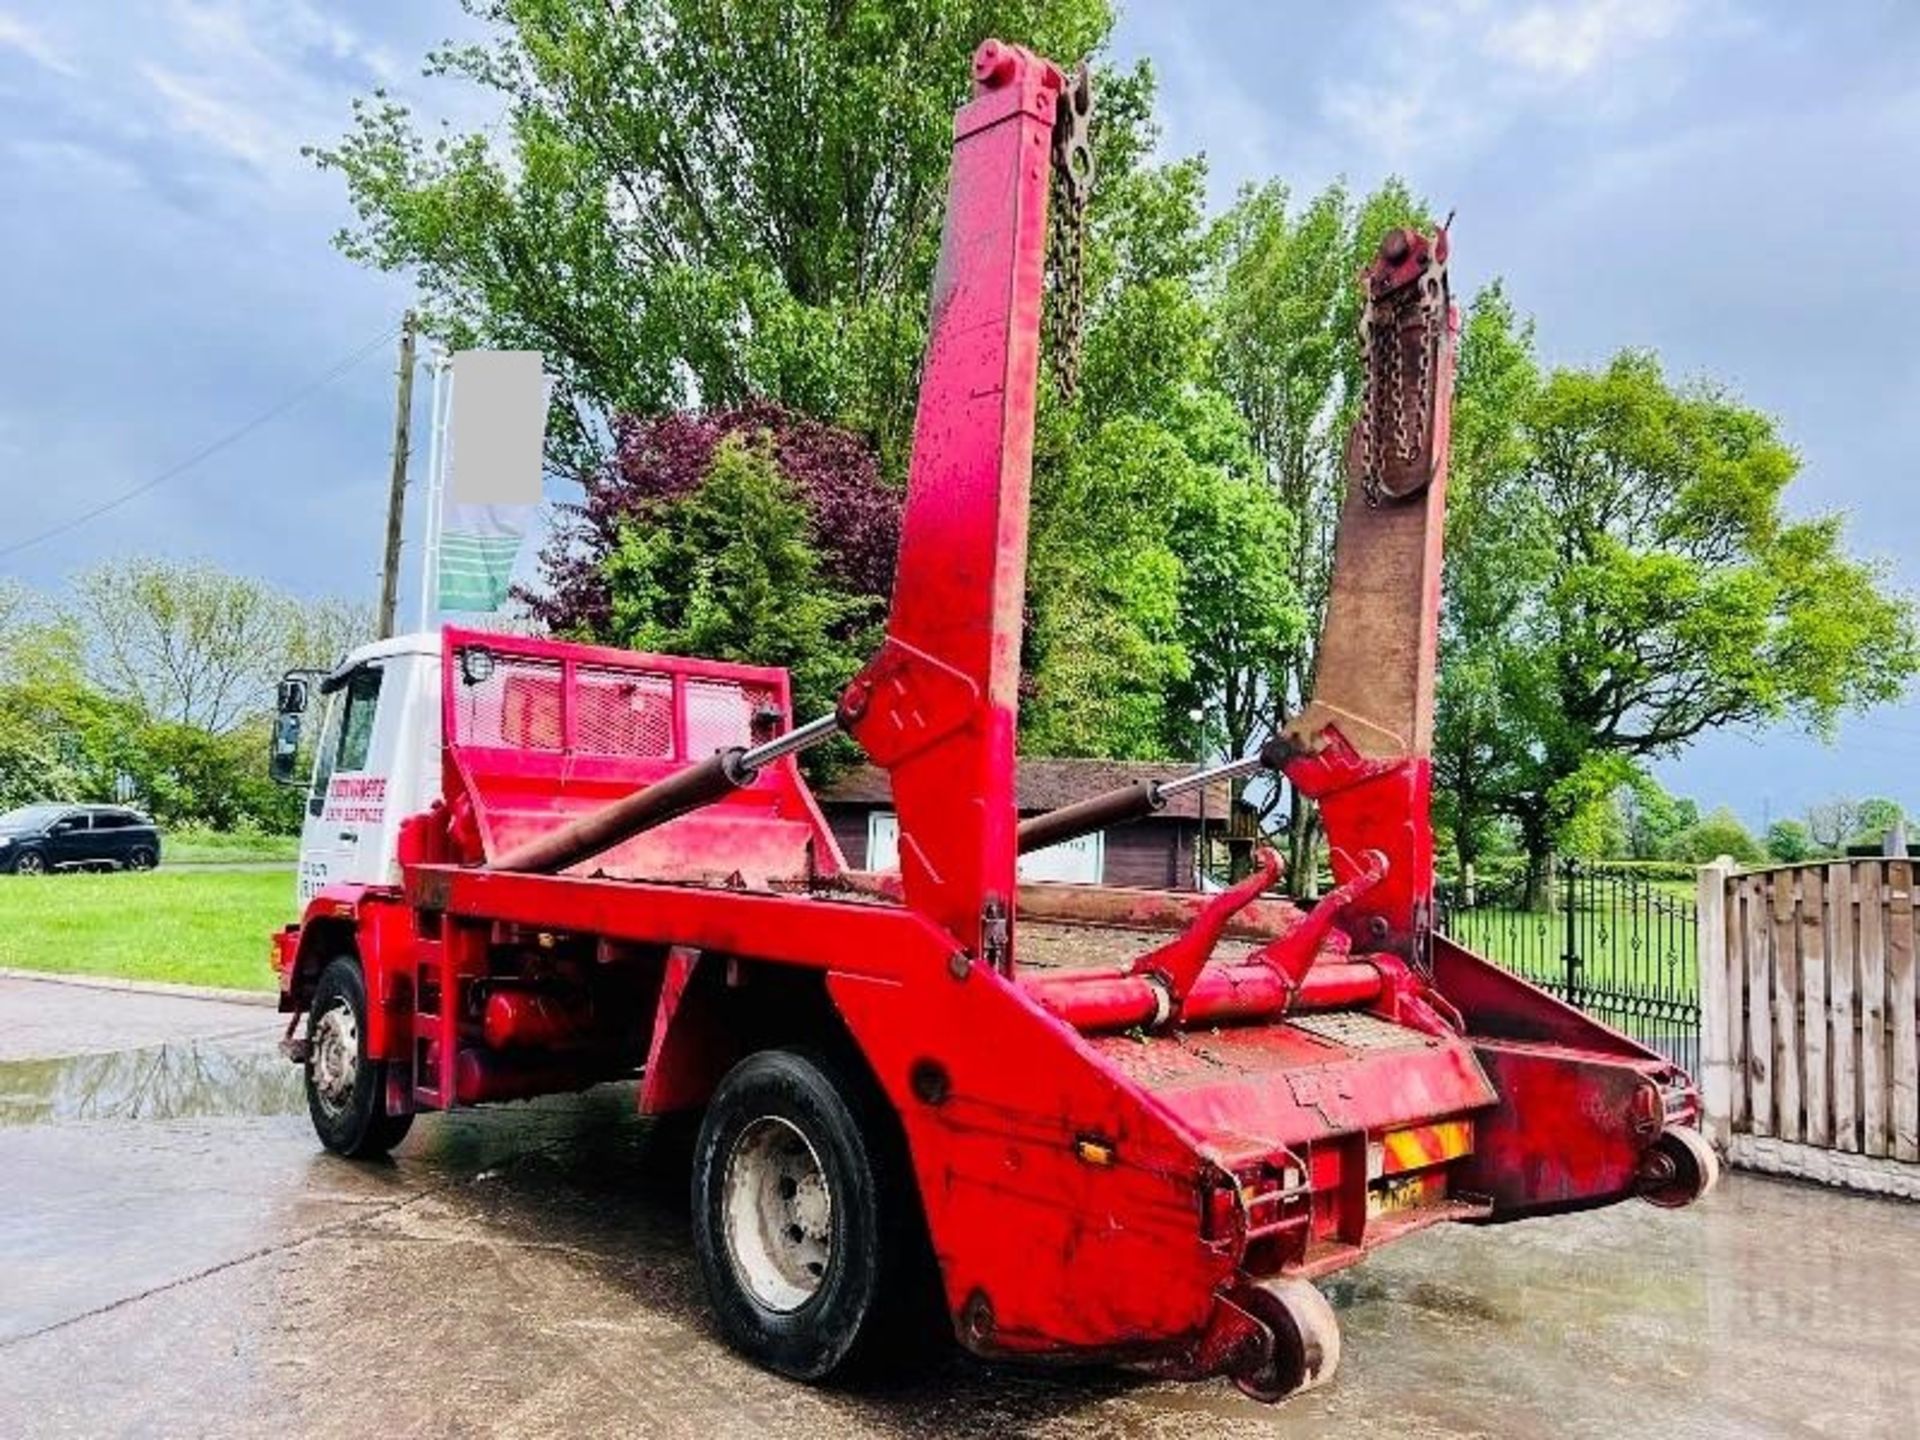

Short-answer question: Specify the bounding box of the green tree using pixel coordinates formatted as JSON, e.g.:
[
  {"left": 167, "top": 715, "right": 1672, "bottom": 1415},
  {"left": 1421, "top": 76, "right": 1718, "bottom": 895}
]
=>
[
  {"left": 72, "top": 559, "right": 371, "bottom": 735},
  {"left": 1022, "top": 118, "right": 1303, "bottom": 764},
  {"left": 0, "top": 588, "right": 131, "bottom": 810},
  {"left": 320, "top": 6, "right": 1288, "bottom": 769},
  {"left": 0, "top": 581, "right": 28, "bottom": 674},
  {"left": 125, "top": 718, "right": 303, "bottom": 832},
  {"left": 1618, "top": 778, "right": 1700, "bottom": 861},
  {"left": 314, "top": 0, "right": 1114, "bottom": 473},
  {"left": 1166, "top": 460, "right": 1306, "bottom": 767},
  {"left": 1805, "top": 797, "right": 1860, "bottom": 853},
  {"left": 0, "top": 566, "right": 366, "bottom": 829},
  {"left": 601, "top": 436, "right": 872, "bottom": 760},
  {"left": 1441, "top": 349, "right": 1917, "bottom": 892},
  {"left": 1208, "top": 177, "right": 1433, "bottom": 883},
  {"left": 1429, "top": 285, "right": 1543, "bottom": 875},
  {"left": 1766, "top": 818, "right": 1814, "bottom": 863},
  {"left": 1672, "top": 806, "right": 1763, "bottom": 865},
  {"left": 1850, "top": 796, "right": 1906, "bottom": 849}
]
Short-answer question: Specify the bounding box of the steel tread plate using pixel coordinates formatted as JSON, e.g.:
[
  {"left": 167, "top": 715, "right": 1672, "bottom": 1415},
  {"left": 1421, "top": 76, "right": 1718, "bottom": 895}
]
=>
[{"left": 1284, "top": 1010, "right": 1431, "bottom": 1052}]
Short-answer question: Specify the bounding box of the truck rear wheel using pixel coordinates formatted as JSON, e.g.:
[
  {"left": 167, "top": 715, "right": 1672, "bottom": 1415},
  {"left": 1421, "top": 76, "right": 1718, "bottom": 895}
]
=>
[
  {"left": 692, "top": 1049, "right": 920, "bottom": 1382},
  {"left": 306, "top": 956, "right": 414, "bottom": 1159}
]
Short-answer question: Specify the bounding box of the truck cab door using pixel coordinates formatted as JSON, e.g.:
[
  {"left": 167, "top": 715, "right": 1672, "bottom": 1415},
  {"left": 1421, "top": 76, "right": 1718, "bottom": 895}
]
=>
[{"left": 299, "top": 664, "right": 391, "bottom": 903}]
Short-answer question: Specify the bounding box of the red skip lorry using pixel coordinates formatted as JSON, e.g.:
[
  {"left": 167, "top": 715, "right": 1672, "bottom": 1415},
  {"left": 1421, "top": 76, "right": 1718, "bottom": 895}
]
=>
[{"left": 268, "top": 40, "right": 1714, "bottom": 1404}]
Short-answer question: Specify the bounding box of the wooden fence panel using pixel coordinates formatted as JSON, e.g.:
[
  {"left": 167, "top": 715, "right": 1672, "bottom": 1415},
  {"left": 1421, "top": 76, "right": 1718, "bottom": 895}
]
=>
[
  {"left": 1857, "top": 864, "right": 1887, "bottom": 1159},
  {"left": 1697, "top": 861, "right": 1733, "bottom": 1148},
  {"left": 1889, "top": 860, "right": 1917, "bottom": 1163},
  {"left": 1725, "top": 875, "right": 1749, "bottom": 1131},
  {"left": 1769, "top": 870, "right": 1802, "bottom": 1142},
  {"left": 1827, "top": 862, "right": 1858, "bottom": 1153},
  {"left": 1744, "top": 874, "right": 1772, "bottom": 1136},
  {"left": 1707, "top": 858, "right": 1920, "bottom": 1191},
  {"left": 1800, "top": 868, "right": 1829, "bottom": 1148}
]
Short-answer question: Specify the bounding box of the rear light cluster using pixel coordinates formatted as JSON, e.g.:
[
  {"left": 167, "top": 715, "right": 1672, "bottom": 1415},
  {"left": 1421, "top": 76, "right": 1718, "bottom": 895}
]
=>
[{"left": 1202, "top": 1154, "right": 1311, "bottom": 1256}]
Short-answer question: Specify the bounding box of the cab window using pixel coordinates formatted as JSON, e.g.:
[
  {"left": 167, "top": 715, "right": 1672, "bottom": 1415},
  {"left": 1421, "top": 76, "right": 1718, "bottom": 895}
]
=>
[
  {"left": 336, "top": 667, "right": 383, "bottom": 772},
  {"left": 308, "top": 666, "right": 383, "bottom": 817}
]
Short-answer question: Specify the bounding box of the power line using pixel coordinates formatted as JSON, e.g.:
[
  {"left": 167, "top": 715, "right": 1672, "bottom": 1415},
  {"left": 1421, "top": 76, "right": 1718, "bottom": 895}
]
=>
[{"left": 0, "top": 324, "right": 401, "bottom": 562}]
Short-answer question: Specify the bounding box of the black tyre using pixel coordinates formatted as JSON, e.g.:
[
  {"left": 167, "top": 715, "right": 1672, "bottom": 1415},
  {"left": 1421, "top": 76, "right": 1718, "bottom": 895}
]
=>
[
  {"left": 692, "top": 1049, "right": 925, "bottom": 1382},
  {"left": 9, "top": 847, "right": 47, "bottom": 876},
  {"left": 126, "top": 846, "right": 157, "bottom": 871},
  {"left": 305, "top": 956, "right": 414, "bottom": 1158}
]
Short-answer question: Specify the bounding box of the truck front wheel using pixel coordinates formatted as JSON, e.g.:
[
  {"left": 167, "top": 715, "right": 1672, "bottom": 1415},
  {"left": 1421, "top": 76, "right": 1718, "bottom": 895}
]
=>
[
  {"left": 692, "top": 1049, "right": 920, "bottom": 1382},
  {"left": 306, "top": 956, "right": 414, "bottom": 1158}
]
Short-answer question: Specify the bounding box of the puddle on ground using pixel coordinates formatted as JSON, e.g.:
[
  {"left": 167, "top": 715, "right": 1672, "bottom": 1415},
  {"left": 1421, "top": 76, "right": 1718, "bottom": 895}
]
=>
[{"left": 0, "top": 1039, "right": 304, "bottom": 1125}]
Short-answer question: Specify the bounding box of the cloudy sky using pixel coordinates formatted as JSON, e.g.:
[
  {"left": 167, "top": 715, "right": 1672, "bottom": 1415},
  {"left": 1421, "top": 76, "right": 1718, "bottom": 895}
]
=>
[{"left": 0, "top": 1, "right": 1916, "bottom": 828}]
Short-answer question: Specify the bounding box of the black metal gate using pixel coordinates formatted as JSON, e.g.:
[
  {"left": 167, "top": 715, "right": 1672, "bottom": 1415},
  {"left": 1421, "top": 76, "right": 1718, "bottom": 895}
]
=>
[{"left": 1437, "top": 859, "right": 1701, "bottom": 1077}]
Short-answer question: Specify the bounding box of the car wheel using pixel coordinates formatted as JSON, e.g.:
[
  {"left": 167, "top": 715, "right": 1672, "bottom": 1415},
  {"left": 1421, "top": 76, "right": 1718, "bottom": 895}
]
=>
[
  {"left": 126, "top": 847, "right": 157, "bottom": 871},
  {"left": 306, "top": 956, "right": 414, "bottom": 1158},
  {"left": 692, "top": 1049, "right": 930, "bottom": 1382},
  {"left": 10, "top": 848, "right": 46, "bottom": 876}
]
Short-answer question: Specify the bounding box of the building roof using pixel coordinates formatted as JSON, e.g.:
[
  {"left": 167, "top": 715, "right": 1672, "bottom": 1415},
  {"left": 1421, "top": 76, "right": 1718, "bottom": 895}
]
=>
[{"left": 817, "top": 758, "right": 1233, "bottom": 821}]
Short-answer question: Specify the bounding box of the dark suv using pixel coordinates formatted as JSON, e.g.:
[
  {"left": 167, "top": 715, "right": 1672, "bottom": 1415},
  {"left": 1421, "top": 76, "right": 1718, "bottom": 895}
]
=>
[{"left": 0, "top": 804, "right": 163, "bottom": 875}]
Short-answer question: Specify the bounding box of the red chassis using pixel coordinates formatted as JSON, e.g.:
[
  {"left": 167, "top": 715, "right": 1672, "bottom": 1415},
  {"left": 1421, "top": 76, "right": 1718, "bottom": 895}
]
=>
[{"left": 273, "top": 40, "right": 1713, "bottom": 1402}]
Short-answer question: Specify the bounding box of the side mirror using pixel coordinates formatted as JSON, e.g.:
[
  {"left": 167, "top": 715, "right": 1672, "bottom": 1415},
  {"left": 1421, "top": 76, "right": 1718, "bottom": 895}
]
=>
[
  {"left": 277, "top": 677, "right": 309, "bottom": 715},
  {"left": 269, "top": 711, "right": 304, "bottom": 786}
]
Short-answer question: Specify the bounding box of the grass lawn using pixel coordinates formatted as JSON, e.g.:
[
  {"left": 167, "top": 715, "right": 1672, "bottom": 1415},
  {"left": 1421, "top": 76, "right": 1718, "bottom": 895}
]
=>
[
  {"left": 165, "top": 829, "right": 300, "bottom": 865},
  {"left": 1444, "top": 894, "right": 1699, "bottom": 997},
  {"left": 0, "top": 869, "right": 293, "bottom": 991}
]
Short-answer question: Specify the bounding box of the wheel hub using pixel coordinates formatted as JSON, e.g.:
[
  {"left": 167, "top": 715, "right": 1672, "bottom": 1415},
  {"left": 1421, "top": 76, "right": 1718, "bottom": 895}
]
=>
[
  {"left": 721, "top": 1115, "right": 833, "bottom": 1313},
  {"left": 310, "top": 1000, "right": 360, "bottom": 1116}
]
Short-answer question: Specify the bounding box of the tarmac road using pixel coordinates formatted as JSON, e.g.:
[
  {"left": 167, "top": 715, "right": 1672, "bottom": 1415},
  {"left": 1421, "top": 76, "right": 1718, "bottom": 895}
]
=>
[{"left": 1, "top": 973, "right": 1916, "bottom": 1439}]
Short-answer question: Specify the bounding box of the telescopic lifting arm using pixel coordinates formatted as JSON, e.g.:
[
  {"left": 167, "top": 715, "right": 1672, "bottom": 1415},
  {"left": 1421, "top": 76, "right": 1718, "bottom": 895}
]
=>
[
  {"left": 482, "top": 43, "right": 1459, "bottom": 985},
  {"left": 1276, "top": 221, "right": 1456, "bottom": 965},
  {"left": 1013, "top": 749, "right": 1290, "bottom": 855}
]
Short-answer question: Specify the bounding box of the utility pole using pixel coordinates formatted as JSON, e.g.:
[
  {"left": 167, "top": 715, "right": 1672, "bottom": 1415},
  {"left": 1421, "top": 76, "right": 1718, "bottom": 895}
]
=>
[{"left": 377, "top": 310, "right": 418, "bottom": 638}]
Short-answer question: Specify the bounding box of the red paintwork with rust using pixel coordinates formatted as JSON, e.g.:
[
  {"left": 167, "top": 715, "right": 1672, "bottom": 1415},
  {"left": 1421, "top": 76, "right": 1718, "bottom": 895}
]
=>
[
  {"left": 273, "top": 39, "right": 1703, "bottom": 1385},
  {"left": 437, "top": 626, "right": 843, "bottom": 889}
]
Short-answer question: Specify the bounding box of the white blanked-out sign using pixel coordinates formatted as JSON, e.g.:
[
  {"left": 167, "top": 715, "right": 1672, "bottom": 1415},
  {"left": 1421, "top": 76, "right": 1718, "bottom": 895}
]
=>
[{"left": 865, "top": 811, "right": 1103, "bottom": 885}]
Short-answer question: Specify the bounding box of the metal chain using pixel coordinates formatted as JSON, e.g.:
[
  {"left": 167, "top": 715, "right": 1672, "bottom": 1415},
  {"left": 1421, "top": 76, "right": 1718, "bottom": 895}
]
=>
[
  {"left": 1353, "top": 233, "right": 1449, "bottom": 506},
  {"left": 1046, "top": 61, "right": 1094, "bottom": 401}
]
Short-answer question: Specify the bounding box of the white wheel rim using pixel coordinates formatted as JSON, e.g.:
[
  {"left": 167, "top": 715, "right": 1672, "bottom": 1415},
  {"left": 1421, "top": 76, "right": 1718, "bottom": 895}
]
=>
[
  {"left": 721, "top": 1115, "right": 833, "bottom": 1312},
  {"left": 311, "top": 999, "right": 360, "bottom": 1117},
  {"left": 16, "top": 852, "right": 43, "bottom": 874}
]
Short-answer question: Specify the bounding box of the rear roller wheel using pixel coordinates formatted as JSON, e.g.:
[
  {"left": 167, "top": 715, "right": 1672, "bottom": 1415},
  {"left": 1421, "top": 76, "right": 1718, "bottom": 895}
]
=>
[
  {"left": 1233, "top": 1277, "right": 1342, "bottom": 1403},
  {"left": 1638, "top": 1125, "right": 1719, "bottom": 1208}
]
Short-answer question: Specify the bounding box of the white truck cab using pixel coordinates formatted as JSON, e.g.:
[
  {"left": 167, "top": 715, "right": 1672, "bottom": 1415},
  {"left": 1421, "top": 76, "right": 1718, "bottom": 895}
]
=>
[{"left": 275, "top": 632, "right": 444, "bottom": 905}]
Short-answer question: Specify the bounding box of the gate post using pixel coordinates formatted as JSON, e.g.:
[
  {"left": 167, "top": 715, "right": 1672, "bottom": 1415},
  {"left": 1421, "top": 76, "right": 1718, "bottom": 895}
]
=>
[
  {"left": 1562, "top": 857, "right": 1582, "bottom": 1003},
  {"left": 1697, "top": 855, "right": 1736, "bottom": 1148}
]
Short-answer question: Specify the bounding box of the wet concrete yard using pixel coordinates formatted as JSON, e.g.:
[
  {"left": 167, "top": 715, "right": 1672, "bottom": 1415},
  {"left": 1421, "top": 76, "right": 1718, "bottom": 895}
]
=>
[{"left": 2, "top": 973, "right": 1916, "bottom": 1439}]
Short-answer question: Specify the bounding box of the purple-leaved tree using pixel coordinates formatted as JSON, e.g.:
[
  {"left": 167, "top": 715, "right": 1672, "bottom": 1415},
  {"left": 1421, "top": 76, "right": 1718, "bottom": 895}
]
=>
[{"left": 524, "top": 402, "right": 901, "bottom": 639}]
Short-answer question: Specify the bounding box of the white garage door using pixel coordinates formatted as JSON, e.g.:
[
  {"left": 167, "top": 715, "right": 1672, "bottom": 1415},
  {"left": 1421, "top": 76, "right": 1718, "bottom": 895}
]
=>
[{"left": 865, "top": 810, "right": 1104, "bottom": 885}]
